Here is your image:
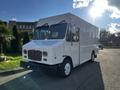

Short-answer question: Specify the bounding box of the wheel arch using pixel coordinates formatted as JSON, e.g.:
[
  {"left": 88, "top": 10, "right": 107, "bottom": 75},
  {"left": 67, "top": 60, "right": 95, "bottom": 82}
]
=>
[{"left": 63, "top": 56, "right": 73, "bottom": 68}]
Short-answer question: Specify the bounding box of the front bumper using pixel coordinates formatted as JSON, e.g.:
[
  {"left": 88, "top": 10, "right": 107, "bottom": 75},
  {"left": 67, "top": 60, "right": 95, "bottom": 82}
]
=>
[{"left": 20, "top": 61, "right": 60, "bottom": 71}]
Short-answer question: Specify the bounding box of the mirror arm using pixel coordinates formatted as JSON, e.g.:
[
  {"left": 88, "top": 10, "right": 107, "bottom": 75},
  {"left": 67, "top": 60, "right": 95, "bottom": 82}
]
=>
[{"left": 71, "top": 34, "right": 73, "bottom": 46}]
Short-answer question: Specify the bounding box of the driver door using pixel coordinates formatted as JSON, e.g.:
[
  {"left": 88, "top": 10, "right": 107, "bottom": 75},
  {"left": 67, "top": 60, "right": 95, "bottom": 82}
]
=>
[{"left": 66, "top": 24, "right": 80, "bottom": 67}]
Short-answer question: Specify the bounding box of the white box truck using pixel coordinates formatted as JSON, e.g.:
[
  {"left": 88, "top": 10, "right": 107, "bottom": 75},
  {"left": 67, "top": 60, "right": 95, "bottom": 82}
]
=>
[{"left": 20, "top": 13, "right": 99, "bottom": 77}]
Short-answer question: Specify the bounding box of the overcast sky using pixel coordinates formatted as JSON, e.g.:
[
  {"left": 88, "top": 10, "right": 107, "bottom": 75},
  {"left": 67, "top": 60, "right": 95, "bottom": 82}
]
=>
[{"left": 0, "top": 0, "right": 120, "bottom": 33}]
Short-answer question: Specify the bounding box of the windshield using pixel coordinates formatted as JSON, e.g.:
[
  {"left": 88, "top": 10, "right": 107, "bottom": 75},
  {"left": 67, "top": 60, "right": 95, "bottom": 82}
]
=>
[{"left": 33, "top": 23, "right": 67, "bottom": 40}]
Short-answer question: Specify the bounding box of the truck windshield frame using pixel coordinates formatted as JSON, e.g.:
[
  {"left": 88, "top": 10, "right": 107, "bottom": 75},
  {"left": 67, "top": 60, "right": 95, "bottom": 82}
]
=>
[{"left": 33, "top": 23, "right": 67, "bottom": 40}]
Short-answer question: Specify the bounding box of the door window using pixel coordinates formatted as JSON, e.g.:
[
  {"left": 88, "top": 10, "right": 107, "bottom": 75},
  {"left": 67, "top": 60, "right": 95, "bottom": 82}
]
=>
[{"left": 66, "top": 25, "right": 79, "bottom": 42}]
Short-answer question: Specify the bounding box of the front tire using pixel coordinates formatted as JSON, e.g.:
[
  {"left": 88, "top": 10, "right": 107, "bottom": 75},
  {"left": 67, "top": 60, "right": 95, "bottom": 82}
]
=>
[{"left": 59, "top": 59, "right": 72, "bottom": 77}]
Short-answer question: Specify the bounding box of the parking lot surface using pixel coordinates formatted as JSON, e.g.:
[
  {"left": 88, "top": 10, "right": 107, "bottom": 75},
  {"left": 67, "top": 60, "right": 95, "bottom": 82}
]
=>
[{"left": 0, "top": 49, "right": 120, "bottom": 90}]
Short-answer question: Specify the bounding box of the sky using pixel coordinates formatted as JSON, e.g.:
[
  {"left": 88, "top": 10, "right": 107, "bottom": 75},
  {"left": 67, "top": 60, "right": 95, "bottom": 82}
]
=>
[{"left": 0, "top": 0, "right": 120, "bottom": 33}]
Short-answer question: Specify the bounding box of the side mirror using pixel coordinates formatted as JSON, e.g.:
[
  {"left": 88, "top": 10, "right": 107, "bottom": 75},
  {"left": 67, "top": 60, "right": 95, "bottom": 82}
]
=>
[{"left": 73, "top": 35, "right": 79, "bottom": 41}]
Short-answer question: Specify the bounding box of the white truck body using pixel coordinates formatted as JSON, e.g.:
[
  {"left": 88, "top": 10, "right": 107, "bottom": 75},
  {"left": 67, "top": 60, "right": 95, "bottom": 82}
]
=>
[{"left": 22, "top": 13, "right": 99, "bottom": 76}]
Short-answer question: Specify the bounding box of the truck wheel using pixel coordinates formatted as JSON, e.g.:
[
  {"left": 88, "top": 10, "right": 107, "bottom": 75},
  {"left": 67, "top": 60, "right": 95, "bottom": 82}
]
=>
[
  {"left": 59, "top": 59, "right": 72, "bottom": 77},
  {"left": 91, "top": 52, "right": 95, "bottom": 62}
]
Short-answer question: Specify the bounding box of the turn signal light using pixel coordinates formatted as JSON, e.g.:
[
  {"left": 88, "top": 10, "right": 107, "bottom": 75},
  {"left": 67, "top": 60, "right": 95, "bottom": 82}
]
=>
[
  {"left": 24, "top": 49, "right": 27, "bottom": 54},
  {"left": 43, "top": 51, "right": 48, "bottom": 56}
]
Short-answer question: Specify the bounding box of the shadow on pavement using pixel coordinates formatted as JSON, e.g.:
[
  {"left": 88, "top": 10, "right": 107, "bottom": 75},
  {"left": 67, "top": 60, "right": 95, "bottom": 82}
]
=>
[{"left": 0, "top": 61, "right": 104, "bottom": 90}]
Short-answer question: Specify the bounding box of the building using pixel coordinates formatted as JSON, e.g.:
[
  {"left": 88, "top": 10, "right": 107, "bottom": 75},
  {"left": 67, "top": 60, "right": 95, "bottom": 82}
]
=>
[{"left": 8, "top": 20, "right": 37, "bottom": 31}]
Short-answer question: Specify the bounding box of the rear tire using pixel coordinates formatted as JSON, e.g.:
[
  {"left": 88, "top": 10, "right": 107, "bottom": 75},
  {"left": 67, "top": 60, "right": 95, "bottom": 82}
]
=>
[
  {"left": 58, "top": 59, "right": 72, "bottom": 77},
  {"left": 91, "top": 52, "right": 95, "bottom": 62}
]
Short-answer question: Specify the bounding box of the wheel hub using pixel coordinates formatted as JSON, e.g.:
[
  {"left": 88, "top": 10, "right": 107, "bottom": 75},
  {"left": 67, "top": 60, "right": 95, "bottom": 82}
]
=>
[{"left": 64, "top": 63, "right": 71, "bottom": 75}]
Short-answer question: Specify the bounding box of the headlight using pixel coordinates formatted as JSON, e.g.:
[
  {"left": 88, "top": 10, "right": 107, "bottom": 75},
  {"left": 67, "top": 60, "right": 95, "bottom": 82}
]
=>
[
  {"left": 24, "top": 49, "right": 27, "bottom": 54},
  {"left": 43, "top": 51, "right": 48, "bottom": 56}
]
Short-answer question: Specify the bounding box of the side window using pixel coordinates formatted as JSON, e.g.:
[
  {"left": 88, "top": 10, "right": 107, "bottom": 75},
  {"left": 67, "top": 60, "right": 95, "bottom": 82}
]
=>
[{"left": 66, "top": 25, "right": 79, "bottom": 42}]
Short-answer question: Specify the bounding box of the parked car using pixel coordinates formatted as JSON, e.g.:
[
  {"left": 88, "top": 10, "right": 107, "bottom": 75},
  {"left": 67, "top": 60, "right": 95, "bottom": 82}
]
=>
[{"left": 98, "top": 44, "right": 104, "bottom": 50}]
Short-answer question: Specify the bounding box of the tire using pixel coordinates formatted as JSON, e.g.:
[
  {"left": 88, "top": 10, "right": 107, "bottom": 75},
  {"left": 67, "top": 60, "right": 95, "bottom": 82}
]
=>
[
  {"left": 91, "top": 52, "right": 95, "bottom": 62},
  {"left": 59, "top": 59, "right": 72, "bottom": 77}
]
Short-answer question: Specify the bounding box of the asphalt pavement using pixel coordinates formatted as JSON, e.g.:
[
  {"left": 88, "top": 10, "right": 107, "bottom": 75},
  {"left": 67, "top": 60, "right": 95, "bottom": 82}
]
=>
[{"left": 0, "top": 49, "right": 120, "bottom": 90}]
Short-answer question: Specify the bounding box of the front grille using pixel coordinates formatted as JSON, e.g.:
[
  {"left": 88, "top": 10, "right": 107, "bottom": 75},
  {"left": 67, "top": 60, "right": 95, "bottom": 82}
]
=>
[{"left": 28, "top": 50, "right": 42, "bottom": 61}]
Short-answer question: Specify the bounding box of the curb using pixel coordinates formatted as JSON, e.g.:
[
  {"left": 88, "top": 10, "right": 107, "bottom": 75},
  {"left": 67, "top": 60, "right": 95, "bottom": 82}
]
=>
[{"left": 0, "top": 68, "right": 28, "bottom": 76}]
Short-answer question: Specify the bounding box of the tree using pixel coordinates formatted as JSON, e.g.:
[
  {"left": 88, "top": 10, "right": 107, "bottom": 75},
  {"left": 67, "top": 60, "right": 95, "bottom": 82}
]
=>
[
  {"left": 110, "top": 33, "right": 120, "bottom": 46},
  {"left": 23, "top": 32, "right": 30, "bottom": 45},
  {"left": 99, "top": 29, "right": 120, "bottom": 47},
  {"left": 99, "top": 29, "right": 111, "bottom": 45},
  {"left": 11, "top": 25, "right": 20, "bottom": 52},
  {"left": 0, "top": 20, "right": 9, "bottom": 54},
  {"left": 117, "top": 32, "right": 120, "bottom": 46}
]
